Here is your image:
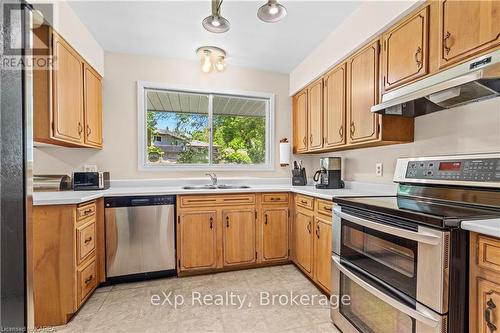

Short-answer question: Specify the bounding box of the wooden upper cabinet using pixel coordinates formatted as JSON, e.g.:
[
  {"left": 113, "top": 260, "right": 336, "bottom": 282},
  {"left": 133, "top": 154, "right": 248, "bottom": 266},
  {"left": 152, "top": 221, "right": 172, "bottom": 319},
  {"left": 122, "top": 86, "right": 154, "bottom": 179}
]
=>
[
  {"left": 222, "top": 209, "right": 256, "bottom": 266},
  {"left": 294, "top": 209, "right": 314, "bottom": 275},
  {"left": 262, "top": 207, "right": 289, "bottom": 262},
  {"left": 52, "top": 33, "right": 84, "bottom": 144},
  {"left": 178, "top": 211, "right": 217, "bottom": 271},
  {"left": 439, "top": 0, "right": 500, "bottom": 69},
  {"left": 347, "top": 40, "right": 380, "bottom": 144},
  {"left": 84, "top": 64, "right": 103, "bottom": 148},
  {"left": 382, "top": 6, "right": 429, "bottom": 91},
  {"left": 323, "top": 64, "right": 346, "bottom": 148},
  {"left": 307, "top": 79, "right": 324, "bottom": 151},
  {"left": 293, "top": 90, "right": 308, "bottom": 153}
]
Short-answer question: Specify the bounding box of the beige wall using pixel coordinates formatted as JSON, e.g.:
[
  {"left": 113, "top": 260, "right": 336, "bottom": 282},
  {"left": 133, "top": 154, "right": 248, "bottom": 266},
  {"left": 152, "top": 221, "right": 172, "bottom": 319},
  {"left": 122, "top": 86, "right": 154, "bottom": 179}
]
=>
[
  {"left": 302, "top": 98, "right": 500, "bottom": 184},
  {"left": 289, "top": 0, "right": 420, "bottom": 95},
  {"left": 33, "top": 52, "right": 292, "bottom": 179}
]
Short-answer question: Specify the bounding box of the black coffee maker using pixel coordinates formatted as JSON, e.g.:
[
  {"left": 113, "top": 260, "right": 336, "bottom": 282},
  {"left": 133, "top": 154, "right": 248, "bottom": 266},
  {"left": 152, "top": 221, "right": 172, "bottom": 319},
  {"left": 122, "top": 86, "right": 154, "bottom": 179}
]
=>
[{"left": 313, "top": 157, "right": 344, "bottom": 189}]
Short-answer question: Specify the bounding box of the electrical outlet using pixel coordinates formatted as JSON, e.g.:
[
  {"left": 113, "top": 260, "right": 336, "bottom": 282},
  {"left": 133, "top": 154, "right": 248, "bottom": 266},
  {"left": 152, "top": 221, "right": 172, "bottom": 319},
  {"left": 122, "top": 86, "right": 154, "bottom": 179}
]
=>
[{"left": 375, "top": 163, "right": 383, "bottom": 177}]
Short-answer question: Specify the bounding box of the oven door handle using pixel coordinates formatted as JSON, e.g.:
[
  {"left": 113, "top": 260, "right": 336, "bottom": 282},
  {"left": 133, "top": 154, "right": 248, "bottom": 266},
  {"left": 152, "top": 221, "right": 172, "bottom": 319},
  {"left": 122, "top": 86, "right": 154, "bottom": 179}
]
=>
[
  {"left": 332, "top": 255, "right": 441, "bottom": 328},
  {"left": 333, "top": 207, "right": 441, "bottom": 245}
]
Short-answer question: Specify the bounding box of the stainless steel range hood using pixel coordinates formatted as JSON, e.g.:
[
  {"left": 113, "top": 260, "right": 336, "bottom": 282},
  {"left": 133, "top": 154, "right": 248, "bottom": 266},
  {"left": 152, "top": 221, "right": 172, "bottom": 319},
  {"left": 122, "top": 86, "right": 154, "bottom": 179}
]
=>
[{"left": 372, "top": 50, "right": 500, "bottom": 117}]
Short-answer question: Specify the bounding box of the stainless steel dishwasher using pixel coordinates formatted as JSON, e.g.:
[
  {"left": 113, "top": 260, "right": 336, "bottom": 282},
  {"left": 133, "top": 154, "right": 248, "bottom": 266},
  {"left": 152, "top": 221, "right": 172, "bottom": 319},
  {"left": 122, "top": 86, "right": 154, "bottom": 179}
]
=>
[{"left": 104, "top": 195, "right": 176, "bottom": 282}]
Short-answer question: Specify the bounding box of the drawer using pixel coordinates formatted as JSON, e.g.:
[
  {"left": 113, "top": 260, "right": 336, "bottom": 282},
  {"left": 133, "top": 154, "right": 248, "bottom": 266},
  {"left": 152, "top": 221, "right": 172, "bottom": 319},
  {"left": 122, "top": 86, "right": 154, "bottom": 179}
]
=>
[
  {"left": 77, "top": 202, "right": 96, "bottom": 221},
  {"left": 315, "top": 199, "right": 333, "bottom": 217},
  {"left": 77, "top": 257, "right": 97, "bottom": 305},
  {"left": 478, "top": 235, "right": 500, "bottom": 274},
  {"left": 262, "top": 193, "right": 289, "bottom": 204},
  {"left": 295, "top": 194, "right": 314, "bottom": 210},
  {"left": 76, "top": 220, "right": 96, "bottom": 264},
  {"left": 180, "top": 194, "right": 255, "bottom": 207}
]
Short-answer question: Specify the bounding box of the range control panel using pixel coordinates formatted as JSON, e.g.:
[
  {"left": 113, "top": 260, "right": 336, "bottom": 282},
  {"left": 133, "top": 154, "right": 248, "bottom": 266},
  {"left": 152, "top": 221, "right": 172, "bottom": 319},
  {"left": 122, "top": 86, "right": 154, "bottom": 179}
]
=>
[{"left": 406, "top": 158, "right": 500, "bottom": 182}]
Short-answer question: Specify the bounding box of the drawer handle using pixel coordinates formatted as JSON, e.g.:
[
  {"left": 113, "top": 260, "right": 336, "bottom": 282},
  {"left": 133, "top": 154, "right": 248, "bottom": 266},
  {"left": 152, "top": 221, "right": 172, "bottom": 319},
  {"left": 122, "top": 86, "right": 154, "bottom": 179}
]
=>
[
  {"left": 83, "top": 208, "right": 93, "bottom": 215},
  {"left": 307, "top": 221, "right": 311, "bottom": 234},
  {"left": 270, "top": 197, "right": 279, "bottom": 201},
  {"left": 485, "top": 297, "right": 497, "bottom": 333},
  {"left": 300, "top": 200, "right": 308, "bottom": 204},
  {"left": 316, "top": 224, "right": 320, "bottom": 239},
  {"left": 84, "top": 275, "right": 94, "bottom": 284},
  {"left": 84, "top": 236, "right": 92, "bottom": 244},
  {"left": 323, "top": 205, "right": 331, "bottom": 211},
  {"left": 264, "top": 214, "right": 268, "bottom": 225}
]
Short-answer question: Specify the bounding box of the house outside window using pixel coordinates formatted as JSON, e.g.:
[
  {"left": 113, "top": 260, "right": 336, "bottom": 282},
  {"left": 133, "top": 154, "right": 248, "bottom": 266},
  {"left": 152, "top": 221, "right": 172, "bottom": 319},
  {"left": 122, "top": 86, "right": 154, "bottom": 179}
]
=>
[{"left": 138, "top": 82, "right": 275, "bottom": 170}]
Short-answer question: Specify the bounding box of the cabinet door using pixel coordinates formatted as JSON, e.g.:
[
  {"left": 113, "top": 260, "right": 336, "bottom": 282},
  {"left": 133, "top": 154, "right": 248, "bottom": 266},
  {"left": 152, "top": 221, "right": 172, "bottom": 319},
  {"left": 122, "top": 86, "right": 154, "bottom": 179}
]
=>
[
  {"left": 307, "top": 79, "right": 323, "bottom": 151},
  {"left": 262, "top": 207, "right": 289, "bottom": 261},
  {"left": 52, "top": 33, "right": 84, "bottom": 144},
  {"left": 223, "top": 209, "right": 256, "bottom": 266},
  {"left": 347, "top": 40, "right": 380, "bottom": 144},
  {"left": 314, "top": 217, "right": 332, "bottom": 293},
  {"left": 294, "top": 209, "right": 314, "bottom": 275},
  {"left": 439, "top": 0, "right": 500, "bottom": 69},
  {"left": 178, "top": 211, "right": 217, "bottom": 270},
  {"left": 323, "top": 64, "right": 346, "bottom": 148},
  {"left": 477, "top": 278, "right": 500, "bottom": 333},
  {"left": 293, "top": 90, "right": 308, "bottom": 153},
  {"left": 84, "top": 64, "right": 103, "bottom": 148},
  {"left": 382, "top": 6, "right": 429, "bottom": 91}
]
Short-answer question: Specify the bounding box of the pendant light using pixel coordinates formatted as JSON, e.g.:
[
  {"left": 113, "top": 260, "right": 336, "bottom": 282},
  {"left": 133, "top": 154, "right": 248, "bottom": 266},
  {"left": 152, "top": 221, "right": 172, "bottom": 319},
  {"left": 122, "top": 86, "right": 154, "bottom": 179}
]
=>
[
  {"left": 257, "top": 0, "right": 287, "bottom": 23},
  {"left": 202, "top": 0, "right": 230, "bottom": 33}
]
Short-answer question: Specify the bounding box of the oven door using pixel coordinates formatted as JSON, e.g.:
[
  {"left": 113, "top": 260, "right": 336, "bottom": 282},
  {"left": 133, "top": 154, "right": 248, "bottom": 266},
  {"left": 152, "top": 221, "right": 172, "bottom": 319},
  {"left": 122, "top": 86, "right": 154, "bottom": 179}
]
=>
[
  {"left": 331, "top": 255, "right": 447, "bottom": 333},
  {"left": 333, "top": 205, "right": 449, "bottom": 314}
]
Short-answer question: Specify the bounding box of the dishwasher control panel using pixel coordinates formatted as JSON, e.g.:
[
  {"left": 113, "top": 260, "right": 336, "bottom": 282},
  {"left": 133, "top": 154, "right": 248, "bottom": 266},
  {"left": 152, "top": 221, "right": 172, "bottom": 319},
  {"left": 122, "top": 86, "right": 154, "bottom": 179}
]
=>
[{"left": 105, "top": 195, "right": 176, "bottom": 207}]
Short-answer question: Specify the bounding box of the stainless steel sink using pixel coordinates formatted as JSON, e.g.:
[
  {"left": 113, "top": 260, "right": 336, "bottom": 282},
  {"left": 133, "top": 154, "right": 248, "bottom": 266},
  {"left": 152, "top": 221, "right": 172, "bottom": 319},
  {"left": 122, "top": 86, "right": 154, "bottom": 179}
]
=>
[{"left": 182, "top": 184, "right": 250, "bottom": 190}]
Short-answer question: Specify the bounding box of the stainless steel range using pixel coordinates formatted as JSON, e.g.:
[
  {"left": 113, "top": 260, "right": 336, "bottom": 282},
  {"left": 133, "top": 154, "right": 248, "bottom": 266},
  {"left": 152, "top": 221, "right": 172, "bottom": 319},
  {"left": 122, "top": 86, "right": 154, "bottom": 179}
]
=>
[{"left": 331, "top": 153, "right": 500, "bottom": 333}]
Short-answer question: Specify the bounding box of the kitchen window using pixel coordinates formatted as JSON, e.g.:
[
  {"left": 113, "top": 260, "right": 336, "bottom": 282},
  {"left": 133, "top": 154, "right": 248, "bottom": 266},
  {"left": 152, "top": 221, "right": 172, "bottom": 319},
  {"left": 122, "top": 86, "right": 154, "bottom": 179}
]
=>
[{"left": 138, "top": 82, "right": 274, "bottom": 170}]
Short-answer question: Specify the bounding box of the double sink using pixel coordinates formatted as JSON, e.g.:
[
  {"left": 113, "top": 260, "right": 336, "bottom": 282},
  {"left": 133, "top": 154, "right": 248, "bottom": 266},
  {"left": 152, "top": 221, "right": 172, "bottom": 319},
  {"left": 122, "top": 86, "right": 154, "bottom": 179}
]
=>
[{"left": 182, "top": 184, "right": 250, "bottom": 190}]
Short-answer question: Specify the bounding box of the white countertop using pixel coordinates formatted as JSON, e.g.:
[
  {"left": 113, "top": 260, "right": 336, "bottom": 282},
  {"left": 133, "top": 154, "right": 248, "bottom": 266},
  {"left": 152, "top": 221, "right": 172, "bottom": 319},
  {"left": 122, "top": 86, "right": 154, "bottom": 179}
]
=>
[
  {"left": 32, "top": 180, "right": 397, "bottom": 206},
  {"left": 461, "top": 219, "right": 500, "bottom": 238}
]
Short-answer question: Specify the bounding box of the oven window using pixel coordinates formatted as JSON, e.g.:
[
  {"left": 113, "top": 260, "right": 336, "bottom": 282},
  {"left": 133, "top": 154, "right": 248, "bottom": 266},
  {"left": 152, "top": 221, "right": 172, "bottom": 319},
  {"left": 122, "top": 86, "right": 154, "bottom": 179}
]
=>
[
  {"left": 340, "top": 272, "right": 415, "bottom": 333},
  {"left": 341, "top": 220, "right": 417, "bottom": 298}
]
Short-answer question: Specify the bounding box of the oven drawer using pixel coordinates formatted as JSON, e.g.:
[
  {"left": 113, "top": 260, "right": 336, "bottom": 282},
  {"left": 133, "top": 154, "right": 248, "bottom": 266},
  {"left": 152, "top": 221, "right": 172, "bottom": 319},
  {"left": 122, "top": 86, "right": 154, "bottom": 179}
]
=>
[{"left": 331, "top": 254, "right": 447, "bottom": 333}]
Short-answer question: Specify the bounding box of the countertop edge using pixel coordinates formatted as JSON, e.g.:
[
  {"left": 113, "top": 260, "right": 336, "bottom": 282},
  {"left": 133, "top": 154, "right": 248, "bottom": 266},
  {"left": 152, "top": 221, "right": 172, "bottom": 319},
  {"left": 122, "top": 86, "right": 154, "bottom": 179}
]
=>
[{"left": 461, "top": 219, "right": 500, "bottom": 239}]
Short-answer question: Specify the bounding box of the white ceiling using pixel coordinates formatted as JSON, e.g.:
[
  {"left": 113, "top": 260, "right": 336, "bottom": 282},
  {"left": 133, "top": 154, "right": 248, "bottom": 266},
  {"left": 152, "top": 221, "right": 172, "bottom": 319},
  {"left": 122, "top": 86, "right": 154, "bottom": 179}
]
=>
[{"left": 68, "top": 1, "right": 361, "bottom": 73}]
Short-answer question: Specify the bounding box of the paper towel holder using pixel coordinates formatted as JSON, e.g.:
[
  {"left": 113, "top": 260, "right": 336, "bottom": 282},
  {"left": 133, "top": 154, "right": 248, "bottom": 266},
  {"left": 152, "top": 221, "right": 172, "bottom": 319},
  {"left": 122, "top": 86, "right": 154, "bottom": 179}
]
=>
[{"left": 279, "top": 138, "right": 290, "bottom": 167}]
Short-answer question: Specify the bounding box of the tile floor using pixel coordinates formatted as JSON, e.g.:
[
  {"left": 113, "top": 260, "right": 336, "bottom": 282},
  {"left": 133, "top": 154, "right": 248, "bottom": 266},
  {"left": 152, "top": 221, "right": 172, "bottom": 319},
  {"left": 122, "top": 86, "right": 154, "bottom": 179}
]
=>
[{"left": 44, "top": 264, "right": 340, "bottom": 333}]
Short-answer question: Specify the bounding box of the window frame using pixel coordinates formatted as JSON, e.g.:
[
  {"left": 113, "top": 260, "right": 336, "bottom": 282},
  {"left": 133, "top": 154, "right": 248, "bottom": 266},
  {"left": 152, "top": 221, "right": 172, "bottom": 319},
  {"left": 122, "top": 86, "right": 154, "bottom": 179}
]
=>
[{"left": 137, "top": 81, "right": 275, "bottom": 171}]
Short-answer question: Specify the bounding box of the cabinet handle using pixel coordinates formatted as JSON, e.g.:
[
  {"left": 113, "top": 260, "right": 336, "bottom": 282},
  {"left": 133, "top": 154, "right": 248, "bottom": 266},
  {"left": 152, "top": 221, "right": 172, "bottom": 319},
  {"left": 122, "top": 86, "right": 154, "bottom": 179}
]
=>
[
  {"left": 302, "top": 137, "right": 307, "bottom": 146},
  {"left": 443, "top": 31, "right": 452, "bottom": 55},
  {"left": 84, "top": 236, "right": 92, "bottom": 244},
  {"left": 209, "top": 216, "right": 213, "bottom": 229},
  {"left": 78, "top": 122, "right": 83, "bottom": 137},
  {"left": 226, "top": 216, "right": 229, "bottom": 228},
  {"left": 339, "top": 126, "right": 343, "bottom": 139},
  {"left": 316, "top": 224, "right": 320, "bottom": 239},
  {"left": 307, "top": 221, "right": 311, "bottom": 234},
  {"left": 84, "top": 275, "right": 94, "bottom": 284},
  {"left": 350, "top": 122, "right": 356, "bottom": 137},
  {"left": 310, "top": 134, "right": 313, "bottom": 144},
  {"left": 264, "top": 214, "right": 268, "bottom": 225},
  {"left": 301, "top": 200, "right": 308, "bottom": 204},
  {"left": 86, "top": 125, "right": 92, "bottom": 137},
  {"left": 485, "top": 297, "right": 497, "bottom": 333},
  {"left": 415, "top": 46, "right": 423, "bottom": 70}
]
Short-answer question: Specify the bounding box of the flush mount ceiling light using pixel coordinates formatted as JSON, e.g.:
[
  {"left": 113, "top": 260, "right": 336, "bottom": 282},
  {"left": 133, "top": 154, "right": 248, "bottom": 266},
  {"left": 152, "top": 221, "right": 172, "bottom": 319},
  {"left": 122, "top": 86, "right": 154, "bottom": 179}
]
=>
[
  {"left": 257, "top": 0, "right": 287, "bottom": 23},
  {"left": 202, "top": 0, "right": 230, "bottom": 33},
  {"left": 196, "top": 46, "right": 227, "bottom": 73}
]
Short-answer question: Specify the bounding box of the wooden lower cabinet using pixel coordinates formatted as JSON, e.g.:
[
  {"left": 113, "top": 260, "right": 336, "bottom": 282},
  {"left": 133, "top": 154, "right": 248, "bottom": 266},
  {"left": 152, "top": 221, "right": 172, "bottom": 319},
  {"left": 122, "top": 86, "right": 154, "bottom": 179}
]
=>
[
  {"left": 33, "top": 200, "right": 104, "bottom": 327},
  {"left": 293, "top": 195, "right": 333, "bottom": 295},
  {"left": 262, "top": 207, "right": 289, "bottom": 261},
  {"left": 176, "top": 193, "right": 290, "bottom": 275},
  {"left": 222, "top": 209, "right": 256, "bottom": 266},
  {"left": 178, "top": 211, "right": 217, "bottom": 271},
  {"left": 313, "top": 216, "right": 332, "bottom": 293},
  {"left": 294, "top": 208, "right": 314, "bottom": 275},
  {"left": 470, "top": 232, "right": 500, "bottom": 333}
]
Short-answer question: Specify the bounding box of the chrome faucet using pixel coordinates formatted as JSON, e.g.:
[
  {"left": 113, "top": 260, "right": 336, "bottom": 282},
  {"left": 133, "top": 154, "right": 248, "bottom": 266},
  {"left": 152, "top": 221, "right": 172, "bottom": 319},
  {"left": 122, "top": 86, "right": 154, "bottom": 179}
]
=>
[{"left": 205, "top": 173, "right": 218, "bottom": 186}]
